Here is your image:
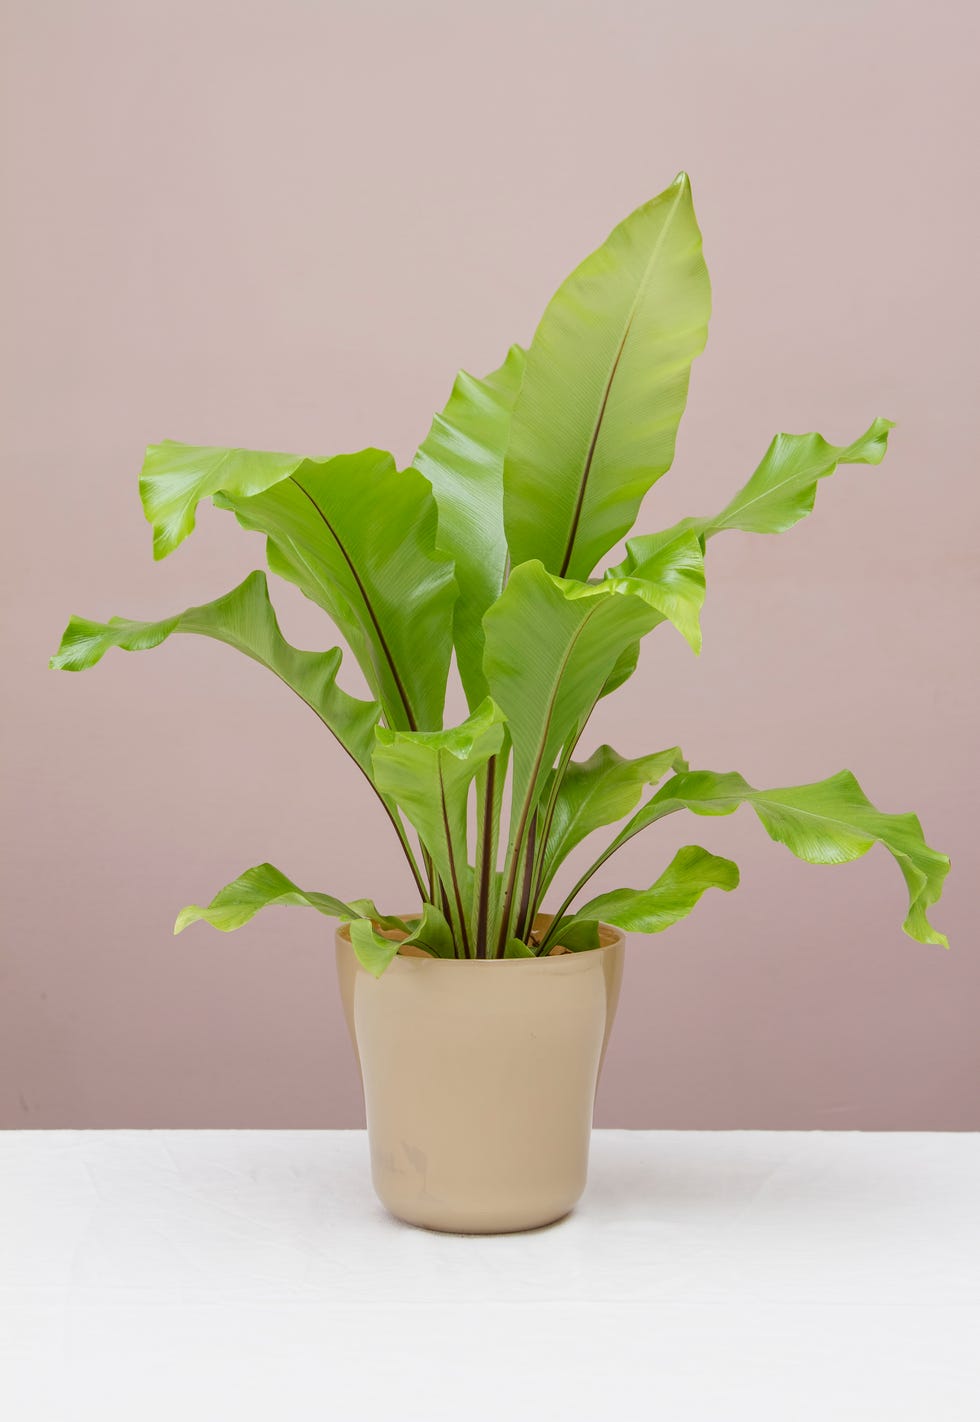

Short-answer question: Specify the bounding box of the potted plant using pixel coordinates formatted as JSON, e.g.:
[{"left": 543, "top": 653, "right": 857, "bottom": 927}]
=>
[{"left": 52, "top": 172, "right": 949, "bottom": 1234}]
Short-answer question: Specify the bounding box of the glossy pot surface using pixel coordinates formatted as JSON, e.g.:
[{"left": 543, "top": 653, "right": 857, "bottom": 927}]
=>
[{"left": 336, "top": 919, "right": 625, "bottom": 1234}]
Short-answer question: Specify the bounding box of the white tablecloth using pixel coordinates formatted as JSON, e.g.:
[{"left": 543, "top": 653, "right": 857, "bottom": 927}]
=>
[{"left": 1, "top": 1129, "right": 977, "bottom": 1420}]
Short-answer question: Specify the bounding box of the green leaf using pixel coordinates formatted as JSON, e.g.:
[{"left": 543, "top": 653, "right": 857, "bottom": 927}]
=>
[
  {"left": 504, "top": 936, "right": 536, "bottom": 958},
  {"left": 140, "top": 443, "right": 457, "bottom": 731},
  {"left": 545, "top": 918, "right": 601, "bottom": 953},
  {"left": 711, "top": 418, "right": 893, "bottom": 536},
  {"left": 504, "top": 172, "right": 710, "bottom": 580},
  {"left": 540, "top": 744, "right": 686, "bottom": 890},
  {"left": 483, "top": 562, "right": 661, "bottom": 834},
  {"left": 601, "top": 530, "right": 706, "bottom": 653},
  {"left": 174, "top": 862, "right": 355, "bottom": 934},
  {"left": 613, "top": 769, "right": 949, "bottom": 947},
  {"left": 413, "top": 345, "right": 526, "bottom": 706},
  {"left": 347, "top": 902, "right": 411, "bottom": 934},
  {"left": 372, "top": 699, "right": 507, "bottom": 953},
  {"left": 402, "top": 903, "right": 456, "bottom": 959},
  {"left": 50, "top": 570, "right": 380, "bottom": 776},
  {"left": 600, "top": 639, "right": 641, "bottom": 699},
  {"left": 140, "top": 441, "right": 306, "bottom": 560},
  {"left": 577, "top": 844, "right": 739, "bottom": 933},
  {"left": 348, "top": 918, "right": 401, "bottom": 977},
  {"left": 483, "top": 560, "right": 661, "bottom": 946},
  {"left": 612, "top": 419, "right": 894, "bottom": 578}
]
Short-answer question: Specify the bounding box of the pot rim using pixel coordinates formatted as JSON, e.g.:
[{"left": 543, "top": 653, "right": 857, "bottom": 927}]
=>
[{"left": 336, "top": 912, "right": 625, "bottom": 963}]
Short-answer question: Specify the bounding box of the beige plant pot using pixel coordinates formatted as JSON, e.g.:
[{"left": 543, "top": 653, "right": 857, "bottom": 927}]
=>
[{"left": 336, "top": 916, "right": 625, "bottom": 1234}]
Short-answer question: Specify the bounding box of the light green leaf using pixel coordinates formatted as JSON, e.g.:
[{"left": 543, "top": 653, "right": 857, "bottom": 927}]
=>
[
  {"left": 174, "top": 862, "right": 355, "bottom": 935},
  {"left": 504, "top": 172, "right": 710, "bottom": 580},
  {"left": 612, "top": 419, "right": 893, "bottom": 578},
  {"left": 140, "top": 442, "right": 457, "bottom": 731},
  {"left": 348, "top": 918, "right": 401, "bottom": 977},
  {"left": 545, "top": 918, "right": 601, "bottom": 953},
  {"left": 601, "top": 529, "right": 706, "bottom": 652},
  {"left": 483, "top": 560, "right": 661, "bottom": 945},
  {"left": 612, "top": 768, "right": 949, "bottom": 947},
  {"left": 413, "top": 345, "right": 526, "bottom": 706},
  {"left": 50, "top": 570, "right": 380, "bottom": 776},
  {"left": 540, "top": 744, "right": 686, "bottom": 890},
  {"left": 402, "top": 903, "right": 456, "bottom": 959},
  {"left": 577, "top": 844, "right": 739, "bottom": 934},
  {"left": 483, "top": 562, "right": 661, "bottom": 833},
  {"left": 504, "top": 936, "right": 536, "bottom": 958},
  {"left": 347, "top": 902, "right": 411, "bottom": 934},
  {"left": 600, "top": 639, "right": 641, "bottom": 699},
  {"left": 215, "top": 450, "right": 456, "bottom": 731},
  {"left": 372, "top": 699, "right": 507, "bottom": 953},
  {"left": 140, "top": 441, "right": 305, "bottom": 560}
]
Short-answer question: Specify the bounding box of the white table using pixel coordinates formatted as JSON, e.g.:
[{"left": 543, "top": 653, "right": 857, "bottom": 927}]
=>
[{"left": 2, "top": 1130, "right": 978, "bottom": 1420}]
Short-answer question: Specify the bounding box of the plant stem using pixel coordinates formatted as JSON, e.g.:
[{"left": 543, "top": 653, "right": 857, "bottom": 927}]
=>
[
  {"left": 438, "top": 762, "right": 472, "bottom": 958},
  {"left": 471, "top": 756, "right": 497, "bottom": 959},
  {"left": 514, "top": 812, "right": 538, "bottom": 942},
  {"left": 540, "top": 800, "right": 678, "bottom": 952},
  {"left": 526, "top": 727, "right": 580, "bottom": 924}
]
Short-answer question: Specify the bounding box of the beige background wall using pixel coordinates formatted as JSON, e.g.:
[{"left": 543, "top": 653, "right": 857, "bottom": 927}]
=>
[{"left": 2, "top": 0, "right": 977, "bottom": 1128}]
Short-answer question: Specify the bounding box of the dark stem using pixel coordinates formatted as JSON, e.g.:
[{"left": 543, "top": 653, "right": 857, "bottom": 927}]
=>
[
  {"left": 473, "top": 756, "right": 496, "bottom": 959},
  {"left": 514, "top": 812, "right": 538, "bottom": 943},
  {"left": 289, "top": 475, "right": 418, "bottom": 731},
  {"left": 540, "top": 800, "right": 678, "bottom": 952},
  {"left": 438, "top": 762, "right": 471, "bottom": 958}
]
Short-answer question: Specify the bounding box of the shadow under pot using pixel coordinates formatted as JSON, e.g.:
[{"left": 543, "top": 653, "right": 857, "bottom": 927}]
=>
[{"left": 336, "top": 917, "right": 625, "bottom": 1235}]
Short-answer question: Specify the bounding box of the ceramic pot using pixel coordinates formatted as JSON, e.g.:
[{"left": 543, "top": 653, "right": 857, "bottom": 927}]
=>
[{"left": 336, "top": 917, "right": 625, "bottom": 1234}]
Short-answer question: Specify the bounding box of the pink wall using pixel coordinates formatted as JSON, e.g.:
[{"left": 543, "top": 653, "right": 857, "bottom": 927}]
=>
[{"left": 2, "top": 0, "right": 977, "bottom": 1129}]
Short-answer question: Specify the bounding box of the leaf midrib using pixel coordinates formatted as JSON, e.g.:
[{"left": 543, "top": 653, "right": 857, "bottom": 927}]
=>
[
  {"left": 288, "top": 474, "right": 418, "bottom": 730},
  {"left": 557, "top": 186, "right": 685, "bottom": 578}
]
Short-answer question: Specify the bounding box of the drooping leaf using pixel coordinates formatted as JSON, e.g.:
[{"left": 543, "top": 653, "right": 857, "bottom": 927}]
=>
[
  {"left": 576, "top": 844, "right": 739, "bottom": 934},
  {"left": 504, "top": 172, "right": 711, "bottom": 580},
  {"left": 140, "top": 441, "right": 305, "bottom": 560},
  {"left": 402, "top": 903, "right": 456, "bottom": 959},
  {"left": 173, "top": 862, "right": 355, "bottom": 935},
  {"left": 372, "top": 699, "right": 508, "bottom": 953},
  {"left": 601, "top": 530, "right": 706, "bottom": 652},
  {"left": 608, "top": 769, "right": 949, "bottom": 947},
  {"left": 139, "top": 442, "right": 457, "bottom": 731},
  {"left": 612, "top": 419, "right": 894, "bottom": 579},
  {"left": 540, "top": 744, "right": 687, "bottom": 890},
  {"left": 346, "top": 902, "right": 411, "bottom": 933},
  {"left": 413, "top": 345, "right": 526, "bottom": 705},
  {"left": 50, "top": 570, "right": 381, "bottom": 776},
  {"left": 348, "top": 918, "right": 401, "bottom": 977}
]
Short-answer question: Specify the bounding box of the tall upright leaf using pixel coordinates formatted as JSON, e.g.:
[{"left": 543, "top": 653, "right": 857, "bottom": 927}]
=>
[
  {"left": 140, "top": 443, "right": 457, "bottom": 731},
  {"left": 413, "top": 345, "right": 526, "bottom": 705},
  {"left": 504, "top": 172, "right": 710, "bottom": 580},
  {"left": 483, "top": 561, "right": 661, "bottom": 941}
]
